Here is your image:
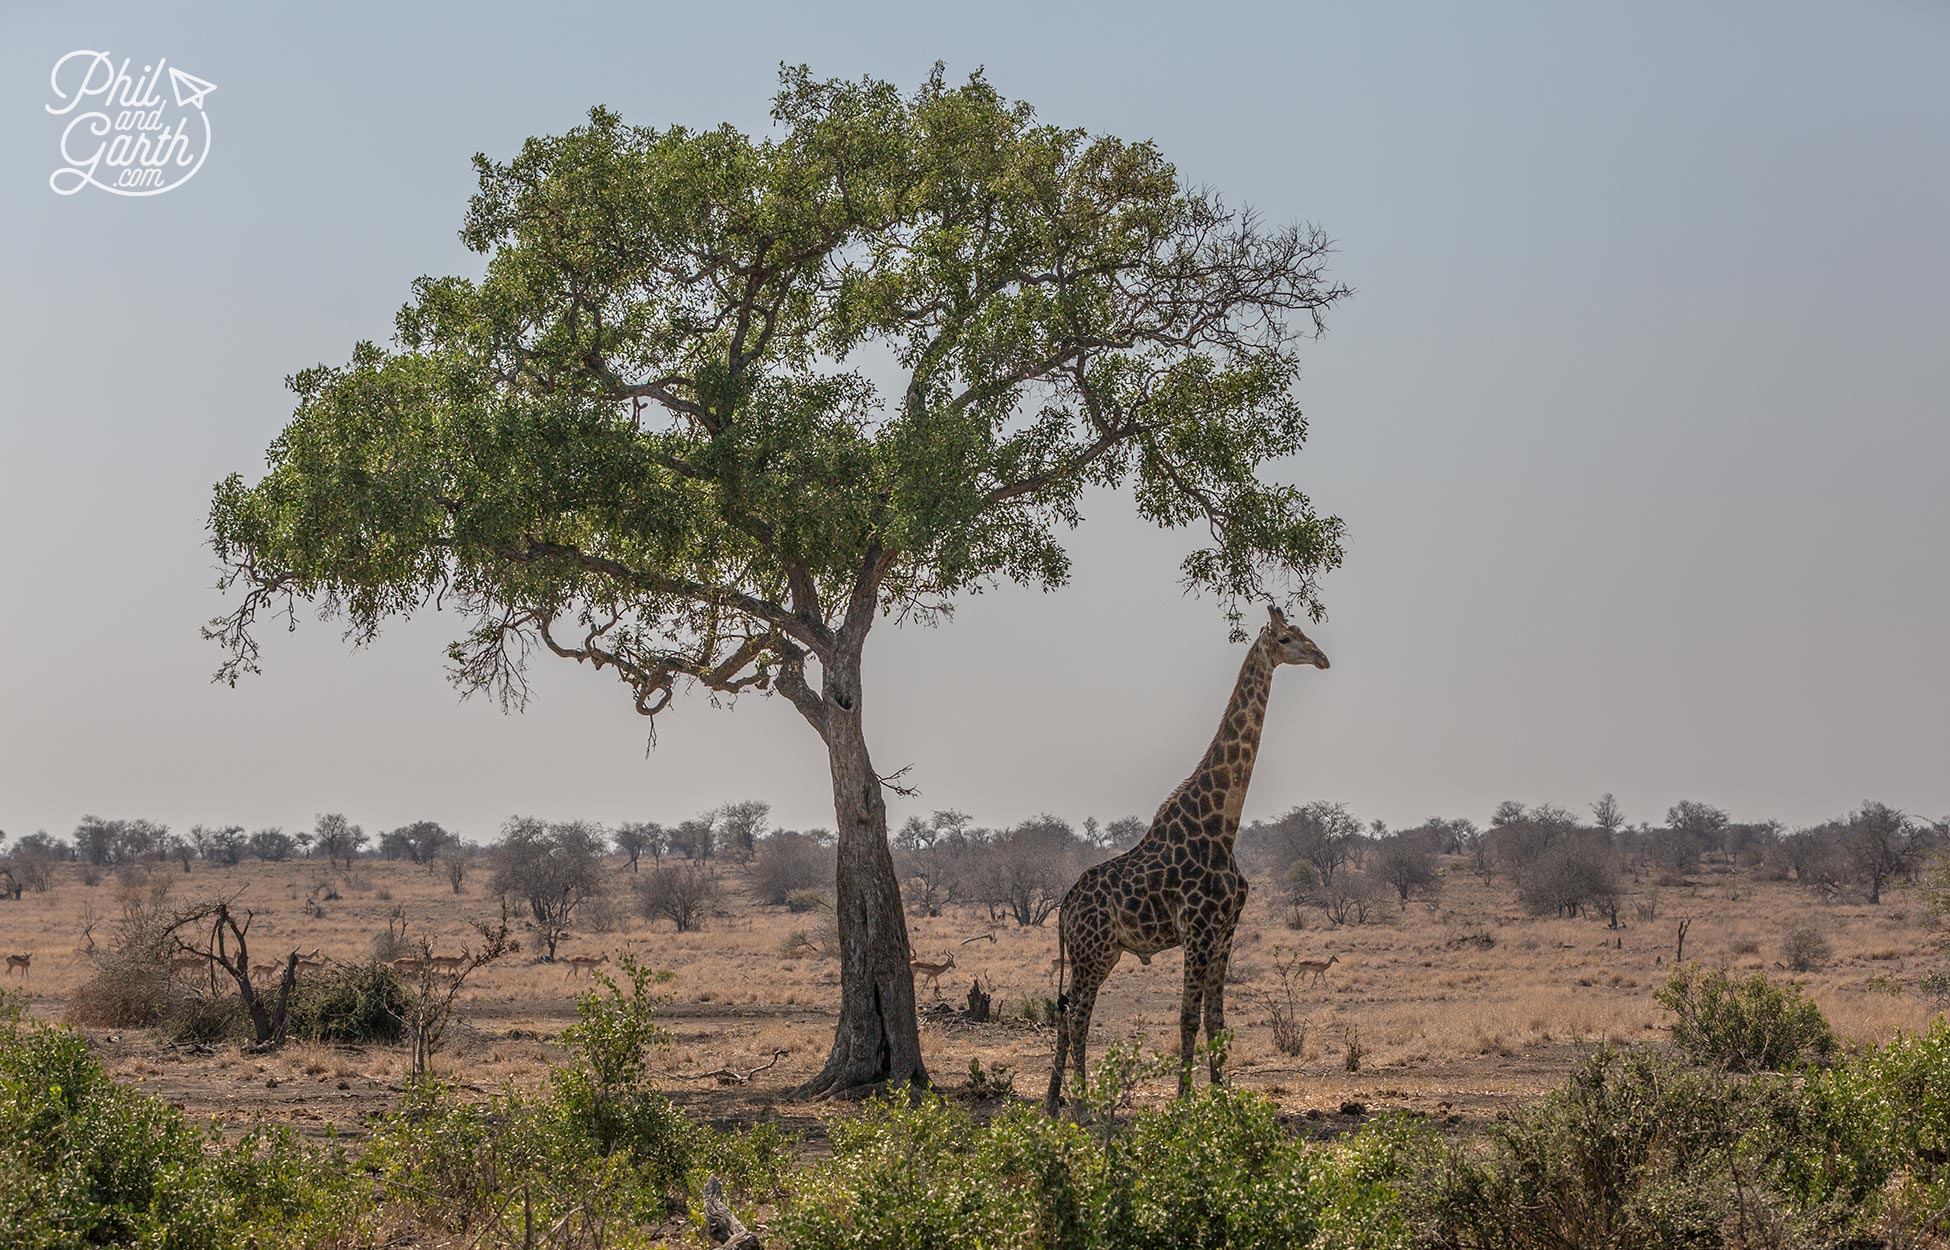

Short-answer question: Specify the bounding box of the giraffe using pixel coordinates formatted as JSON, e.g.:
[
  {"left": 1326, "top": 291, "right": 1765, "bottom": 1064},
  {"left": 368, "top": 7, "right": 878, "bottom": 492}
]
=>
[{"left": 1044, "top": 605, "right": 1329, "bottom": 1115}]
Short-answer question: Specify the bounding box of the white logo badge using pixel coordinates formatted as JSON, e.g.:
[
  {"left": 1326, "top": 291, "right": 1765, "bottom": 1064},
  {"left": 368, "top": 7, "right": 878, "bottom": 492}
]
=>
[{"left": 47, "top": 51, "right": 216, "bottom": 196}]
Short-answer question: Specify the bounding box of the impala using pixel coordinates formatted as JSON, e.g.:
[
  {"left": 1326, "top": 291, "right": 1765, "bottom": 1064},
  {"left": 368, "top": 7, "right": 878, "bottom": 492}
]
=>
[
  {"left": 909, "top": 951, "right": 956, "bottom": 997},
  {"left": 1292, "top": 954, "right": 1340, "bottom": 987}
]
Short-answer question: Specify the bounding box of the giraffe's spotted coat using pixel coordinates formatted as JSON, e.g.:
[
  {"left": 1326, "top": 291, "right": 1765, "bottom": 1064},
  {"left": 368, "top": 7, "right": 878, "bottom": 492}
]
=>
[{"left": 1046, "top": 606, "right": 1329, "bottom": 1112}]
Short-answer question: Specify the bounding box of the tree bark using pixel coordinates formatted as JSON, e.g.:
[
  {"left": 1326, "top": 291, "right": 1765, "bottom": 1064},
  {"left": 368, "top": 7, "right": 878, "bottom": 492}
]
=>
[{"left": 790, "top": 654, "right": 929, "bottom": 1099}]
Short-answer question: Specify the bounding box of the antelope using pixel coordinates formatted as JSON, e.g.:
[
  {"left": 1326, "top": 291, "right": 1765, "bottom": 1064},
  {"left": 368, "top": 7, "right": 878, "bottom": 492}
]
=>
[
  {"left": 909, "top": 951, "right": 956, "bottom": 997},
  {"left": 170, "top": 954, "right": 206, "bottom": 976},
  {"left": 294, "top": 948, "right": 325, "bottom": 970},
  {"left": 388, "top": 956, "right": 423, "bottom": 974},
  {"left": 425, "top": 954, "right": 465, "bottom": 973},
  {"left": 1293, "top": 954, "right": 1340, "bottom": 987},
  {"left": 250, "top": 961, "right": 281, "bottom": 978},
  {"left": 4, "top": 952, "right": 30, "bottom": 978},
  {"left": 564, "top": 954, "right": 608, "bottom": 978}
]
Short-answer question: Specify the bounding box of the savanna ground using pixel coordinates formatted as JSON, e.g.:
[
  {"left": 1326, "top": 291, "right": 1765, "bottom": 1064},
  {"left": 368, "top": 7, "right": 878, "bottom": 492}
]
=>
[{"left": 1, "top": 849, "right": 1937, "bottom": 1152}]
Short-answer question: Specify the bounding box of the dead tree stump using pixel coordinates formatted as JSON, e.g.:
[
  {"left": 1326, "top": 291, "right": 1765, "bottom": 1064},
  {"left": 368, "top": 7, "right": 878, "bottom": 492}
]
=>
[
  {"left": 964, "top": 979, "right": 992, "bottom": 1023},
  {"left": 704, "top": 1176, "right": 762, "bottom": 1250}
]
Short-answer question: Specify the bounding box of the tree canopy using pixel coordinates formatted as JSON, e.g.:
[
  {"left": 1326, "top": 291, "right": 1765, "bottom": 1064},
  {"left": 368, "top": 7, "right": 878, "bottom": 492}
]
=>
[{"left": 210, "top": 65, "right": 1345, "bottom": 714}]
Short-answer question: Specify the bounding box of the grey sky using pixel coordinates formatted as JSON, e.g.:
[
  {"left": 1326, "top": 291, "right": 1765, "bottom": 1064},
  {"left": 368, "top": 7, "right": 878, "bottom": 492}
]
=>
[{"left": 1, "top": 2, "right": 1944, "bottom": 848}]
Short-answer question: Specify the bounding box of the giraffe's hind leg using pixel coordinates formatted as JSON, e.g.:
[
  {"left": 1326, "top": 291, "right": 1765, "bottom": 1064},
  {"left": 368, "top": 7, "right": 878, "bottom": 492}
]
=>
[{"left": 1063, "top": 952, "right": 1115, "bottom": 1110}]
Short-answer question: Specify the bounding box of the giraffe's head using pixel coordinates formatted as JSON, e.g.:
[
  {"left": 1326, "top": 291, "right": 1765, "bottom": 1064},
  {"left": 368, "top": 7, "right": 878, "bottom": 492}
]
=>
[{"left": 1265, "top": 605, "right": 1330, "bottom": 669}]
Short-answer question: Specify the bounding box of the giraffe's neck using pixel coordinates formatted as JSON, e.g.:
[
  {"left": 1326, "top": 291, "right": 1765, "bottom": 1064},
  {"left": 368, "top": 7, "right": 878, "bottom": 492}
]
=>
[{"left": 1155, "top": 635, "right": 1279, "bottom": 847}]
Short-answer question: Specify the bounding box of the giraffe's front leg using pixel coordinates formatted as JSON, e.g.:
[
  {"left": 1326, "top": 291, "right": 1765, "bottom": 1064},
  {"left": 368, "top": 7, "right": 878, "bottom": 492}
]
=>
[
  {"left": 1203, "top": 888, "right": 1245, "bottom": 1087},
  {"left": 1178, "top": 950, "right": 1209, "bottom": 1099},
  {"left": 1203, "top": 948, "right": 1232, "bottom": 1087}
]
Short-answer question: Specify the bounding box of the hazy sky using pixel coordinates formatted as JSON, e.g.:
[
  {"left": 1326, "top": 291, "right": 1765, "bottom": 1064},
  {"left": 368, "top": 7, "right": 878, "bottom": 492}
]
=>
[{"left": 1, "top": 3, "right": 1944, "bottom": 848}]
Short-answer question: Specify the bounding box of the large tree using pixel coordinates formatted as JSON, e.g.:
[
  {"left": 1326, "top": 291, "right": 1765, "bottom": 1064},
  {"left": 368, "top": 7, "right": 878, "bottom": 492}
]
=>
[{"left": 207, "top": 67, "right": 1348, "bottom": 1097}]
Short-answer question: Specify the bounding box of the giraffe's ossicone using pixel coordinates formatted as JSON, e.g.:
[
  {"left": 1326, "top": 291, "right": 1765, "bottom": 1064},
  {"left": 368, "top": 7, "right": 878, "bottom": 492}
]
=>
[{"left": 1045, "top": 604, "right": 1329, "bottom": 1115}]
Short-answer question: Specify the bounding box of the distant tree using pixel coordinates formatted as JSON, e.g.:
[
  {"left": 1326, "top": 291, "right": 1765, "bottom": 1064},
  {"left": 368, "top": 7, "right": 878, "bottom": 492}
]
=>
[
  {"left": 1723, "top": 820, "right": 1780, "bottom": 867},
  {"left": 189, "top": 825, "right": 216, "bottom": 861},
  {"left": 1486, "top": 805, "right": 1578, "bottom": 873},
  {"left": 1371, "top": 831, "right": 1442, "bottom": 907},
  {"left": 165, "top": 835, "right": 195, "bottom": 873},
  {"left": 74, "top": 816, "right": 167, "bottom": 866},
  {"left": 379, "top": 821, "right": 453, "bottom": 870},
  {"left": 1307, "top": 869, "right": 1386, "bottom": 926},
  {"left": 1647, "top": 824, "right": 1701, "bottom": 874},
  {"left": 668, "top": 816, "right": 716, "bottom": 865},
  {"left": 893, "top": 814, "right": 938, "bottom": 854},
  {"left": 637, "top": 862, "right": 722, "bottom": 932},
  {"left": 969, "top": 815, "right": 1084, "bottom": 927},
  {"left": 1261, "top": 800, "right": 1362, "bottom": 886},
  {"left": 1768, "top": 825, "right": 1838, "bottom": 884},
  {"left": 248, "top": 828, "right": 297, "bottom": 862},
  {"left": 750, "top": 830, "right": 835, "bottom": 905},
  {"left": 715, "top": 800, "right": 770, "bottom": 864},
  {"left": 612, "top": 821, "right": 666, "bottom": 871},
  {"left": 14, "top": 831, "right": 66, "bottom": 860},
  {"left": 491, "top": 817, "right": 607, "bottom": 959},
  {"left": 1591, "top": 793, "right": 1625, "bottom": 836},
  {"left": 894, "top": 811, "right": 973, "bottom": 917},
  {"left": 207, "top": 825, "right": 248, "bottom": 867},
  {"left": 293, "top": 830, "right": 315, "bottom": 859},
  {"left": 313, "top": 813, "right": 368, "bottom": 868},
  {"left": 1667, "top": 801, "right": 1732, "bottom": 862},
  {"left": 1103, "top": 816, "right": 1148, "bottom": 851},
  {"left": 444, "top": 843, "right": 475, "bottom": 894},
  {"left": 1844, "top": 801, "right": 1921, "bottom": 904},
  {"left": 1401, "top": 816, "right": 1476, "bottom": 856},
  {"left": 1516, "top": 833, "right": 1620, "bottom": 920},
  {"left": 1490, "top": 800, "right": 1528, "bottom": 828}
]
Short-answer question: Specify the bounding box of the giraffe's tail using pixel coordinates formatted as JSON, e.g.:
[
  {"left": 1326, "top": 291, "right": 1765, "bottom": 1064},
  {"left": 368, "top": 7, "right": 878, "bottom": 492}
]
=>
[{"left": 1045, "top": 912, "right": 1068, "bottom": 1116}]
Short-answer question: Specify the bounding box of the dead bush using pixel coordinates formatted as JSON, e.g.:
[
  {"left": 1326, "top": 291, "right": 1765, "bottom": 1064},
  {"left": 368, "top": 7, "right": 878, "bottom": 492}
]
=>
[
  {"left": 637, "top": 863, "right": 722, "bottom": 932},
  {"left": 1782, "top": 924, "right": 1832, "bottom": 972},
  {"left": 68, "top": 882, "right": 182, "bottom": 1027},
  {"left": 1253, "top": 952, "right": 1315, "bottom": 1057},
  {"left": 785, "top": 888, "right": 829, "bottom": 914}
]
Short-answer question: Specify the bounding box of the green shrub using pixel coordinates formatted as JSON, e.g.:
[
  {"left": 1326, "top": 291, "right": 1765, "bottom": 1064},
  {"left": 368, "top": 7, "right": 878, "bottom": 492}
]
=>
[
  {"left": 1850, "top": 1018, "right": 1950, "bottom": 1218},
  {"left": 287, "top": 960, "right": 409, "bottom": 1043},
  {"left": 1654, "top": 963, "right": 1836, "bottom": 1071},
  {"left": 1438, "top": 1048, "right": 1757, "bottom": 1248},
  {"left": 777, "top": 1079, "right": 1438, "bottom": 1250},
  {"left": 0, "top": 1012, "right": 344, "bottom": 1249},
  {"left": 777, "top": 1094, "right": 1065, "bottom": 1249},
  {"left": 1307, "top": 1116, "right": 1443, "bottom": 1249},
  {"left": 1101, "top": 1086, "right": 1320, "bottom": 1247}
]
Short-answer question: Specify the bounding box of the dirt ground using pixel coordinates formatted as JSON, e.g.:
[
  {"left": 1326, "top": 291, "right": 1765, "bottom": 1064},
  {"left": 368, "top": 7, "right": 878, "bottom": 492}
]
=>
[{"left": 0, "top": 853, "right": 1938, "bottom": 1147}]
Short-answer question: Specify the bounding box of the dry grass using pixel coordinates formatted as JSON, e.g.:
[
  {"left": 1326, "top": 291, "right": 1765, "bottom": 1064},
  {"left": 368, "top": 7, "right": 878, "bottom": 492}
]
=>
[{"left": 0, "top": 853, "right": 1940, "bottom": 1136}]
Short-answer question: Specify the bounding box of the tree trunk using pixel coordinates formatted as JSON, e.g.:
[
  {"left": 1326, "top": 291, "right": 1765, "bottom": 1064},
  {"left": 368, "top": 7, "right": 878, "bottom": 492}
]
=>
[{"left": 791, "top": 658, "right": 928, "bottom": 1099}]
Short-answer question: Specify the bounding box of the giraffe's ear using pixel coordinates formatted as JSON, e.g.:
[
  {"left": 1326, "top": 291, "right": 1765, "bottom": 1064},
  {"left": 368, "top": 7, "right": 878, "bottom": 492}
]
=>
[{"left": 1267, "top": 604, "right": 1287, "bottom": 628}]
